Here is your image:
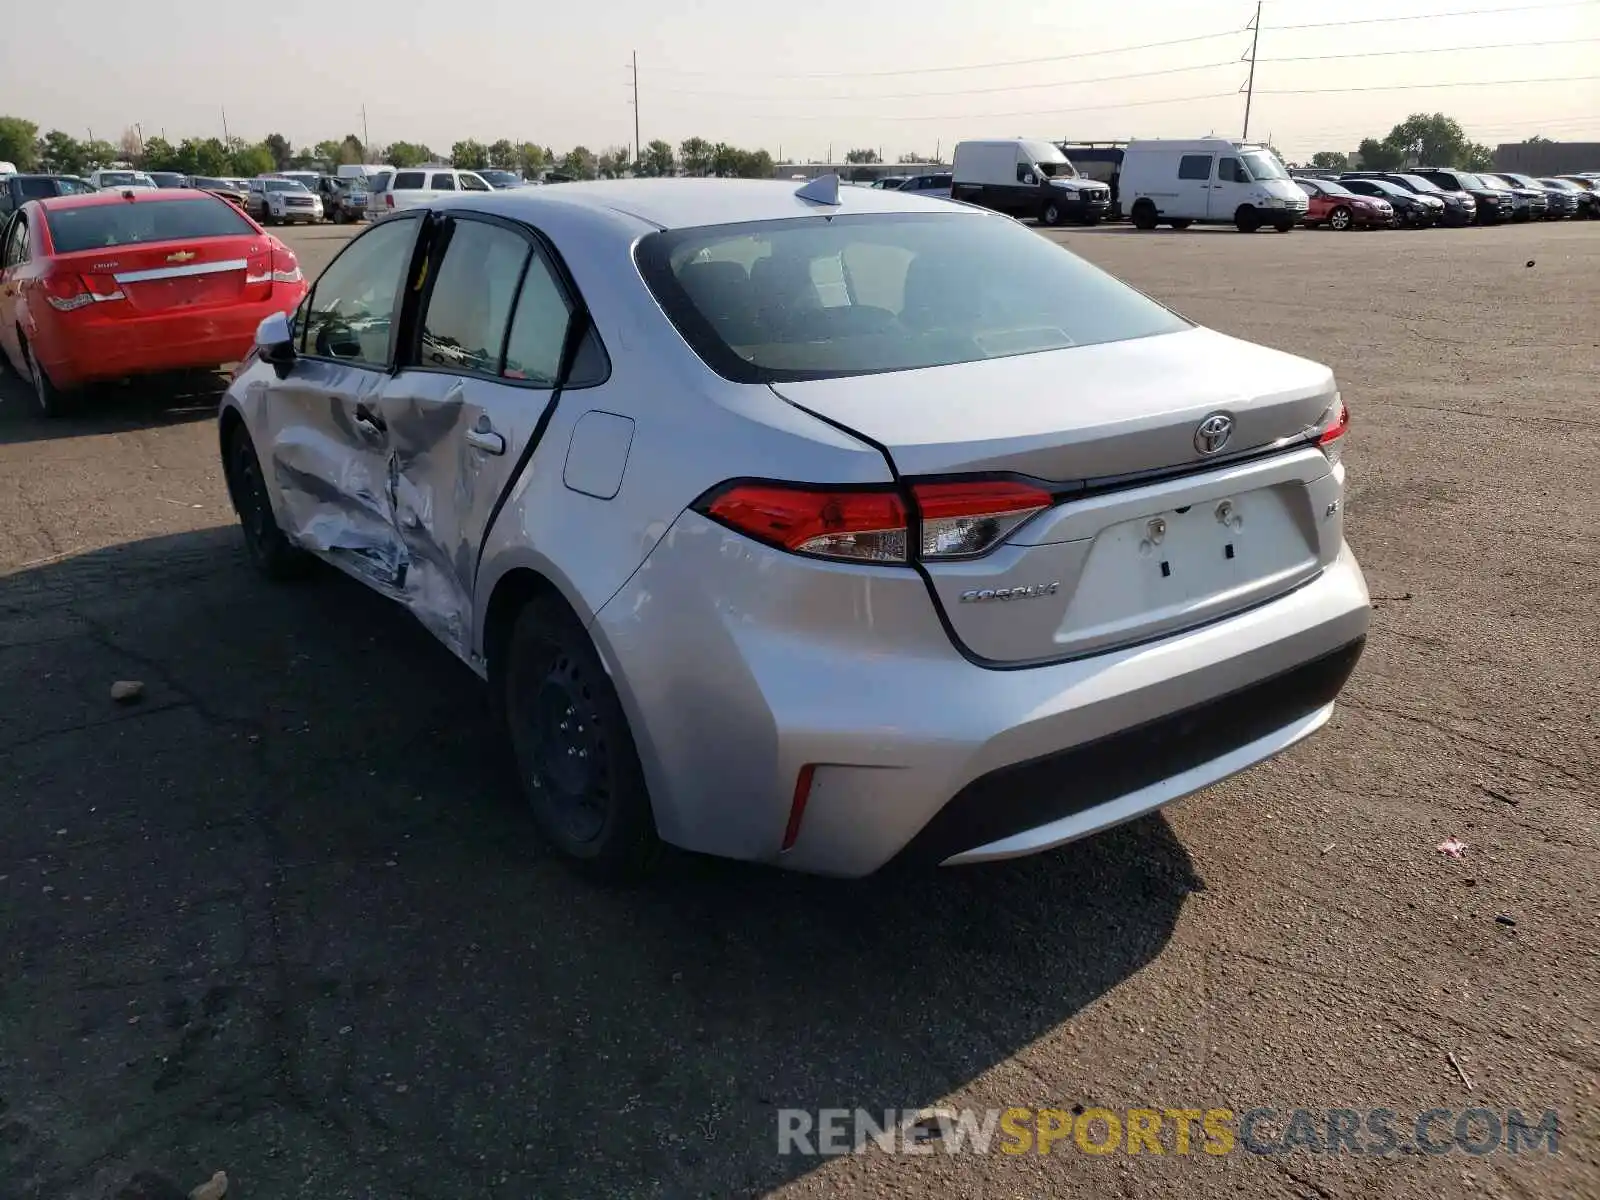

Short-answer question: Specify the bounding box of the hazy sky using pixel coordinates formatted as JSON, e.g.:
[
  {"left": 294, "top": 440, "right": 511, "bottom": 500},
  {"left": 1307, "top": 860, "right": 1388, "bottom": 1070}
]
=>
[{"left": 4, "top": 0, "right": 1597, "bottom": 161}]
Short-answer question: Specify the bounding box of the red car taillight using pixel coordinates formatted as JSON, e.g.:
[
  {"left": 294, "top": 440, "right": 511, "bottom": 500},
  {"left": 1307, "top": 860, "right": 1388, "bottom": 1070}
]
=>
[
  {"left": 385, "top": 193, "right": 395, "bottom": 209},
  {"left": 43, "top": 270, "right": 122, "bottom": 311},
  {"left": 270, "top": 246, "right": 303, "bottom": 284},
  {"left": 698, "top": 478, "right": 1053, "bottom": 564},
  {"left": 1317, "top": 400, "right": 1350, "bottom": 465}
]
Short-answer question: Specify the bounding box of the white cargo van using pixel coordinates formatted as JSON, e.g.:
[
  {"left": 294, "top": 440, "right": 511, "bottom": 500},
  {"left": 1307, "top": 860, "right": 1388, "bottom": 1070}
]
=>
[
  {"left": 1117, "top": 139, "right": 1307, "bottom": 232},
  {"left": 950, "top": 139, "right": 1111, "bottom": 226}
]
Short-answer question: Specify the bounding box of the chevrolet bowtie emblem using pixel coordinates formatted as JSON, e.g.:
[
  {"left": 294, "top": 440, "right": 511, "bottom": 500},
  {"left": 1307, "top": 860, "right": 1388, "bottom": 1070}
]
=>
[{"left": 166, "top": 251, "right": 197, "bottom": 263}]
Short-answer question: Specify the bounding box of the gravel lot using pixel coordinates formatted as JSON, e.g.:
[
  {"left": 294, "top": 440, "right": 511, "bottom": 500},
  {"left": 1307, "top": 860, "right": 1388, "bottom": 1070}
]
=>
[{"left": 1, "top": 217, "right": 1595, "bottom": 1200}]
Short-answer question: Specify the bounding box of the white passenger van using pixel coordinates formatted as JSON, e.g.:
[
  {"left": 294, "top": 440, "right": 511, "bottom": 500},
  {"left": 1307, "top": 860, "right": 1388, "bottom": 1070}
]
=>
[
  {"left": 951, "top": 139, "right": 1111, "bottom": 226},
  {"left": 1117, "top": 138, "right": 1307, "bottom": 232}
]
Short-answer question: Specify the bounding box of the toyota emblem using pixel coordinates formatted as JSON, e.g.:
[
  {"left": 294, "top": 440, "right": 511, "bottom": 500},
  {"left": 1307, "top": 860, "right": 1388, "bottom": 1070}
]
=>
[{"left": 1194, "top": 413, "right": 1234, "bottom": 456}]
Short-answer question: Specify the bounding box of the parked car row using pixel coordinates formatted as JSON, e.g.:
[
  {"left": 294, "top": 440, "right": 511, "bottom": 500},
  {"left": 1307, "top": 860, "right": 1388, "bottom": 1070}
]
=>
[{"left": 1295, "top": 168, "right": 1599, "bottom": 227}]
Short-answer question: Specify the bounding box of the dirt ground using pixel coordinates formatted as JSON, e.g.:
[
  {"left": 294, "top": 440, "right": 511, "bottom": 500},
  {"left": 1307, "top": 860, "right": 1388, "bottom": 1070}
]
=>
[{"left": 0, "top": 217, "right": 1595, "bottom": 1200}]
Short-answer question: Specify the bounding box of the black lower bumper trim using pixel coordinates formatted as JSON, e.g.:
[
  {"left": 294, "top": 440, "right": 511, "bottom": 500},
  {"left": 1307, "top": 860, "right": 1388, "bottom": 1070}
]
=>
[{"left": 897, "top": 636, "right": 1366, "bottom": 867}]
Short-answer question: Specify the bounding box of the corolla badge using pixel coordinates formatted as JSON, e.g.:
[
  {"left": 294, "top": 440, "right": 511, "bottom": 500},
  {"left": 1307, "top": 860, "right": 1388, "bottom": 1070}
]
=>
[
  {"left": 959, "top": 582, "right": 1061, "bottom": 604},
  {"left": 1194, "top": 412, "right": 1234, "bottom": 456}
]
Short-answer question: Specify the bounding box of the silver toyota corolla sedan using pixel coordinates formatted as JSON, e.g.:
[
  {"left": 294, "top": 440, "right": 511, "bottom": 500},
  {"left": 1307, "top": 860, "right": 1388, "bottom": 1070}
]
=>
[{"left": 219, "top": 177, "right": 1369, "bottom": 878}]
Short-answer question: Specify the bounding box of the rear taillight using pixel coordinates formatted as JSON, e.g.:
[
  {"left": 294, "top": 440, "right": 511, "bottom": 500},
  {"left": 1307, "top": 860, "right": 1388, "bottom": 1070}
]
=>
[
  {"left": 912, "top": 480, "right": 1053, "bottom": 559},
  {"left": 697, "top": 478, "right": 1054, "bottom": 564},
  {"left": 43, "top": 271, "right": 122, "bottom": 311},
  {"left": 1317, "top": 400, "right": 1350, "bottom": 465},
  {"left": 385, "top": 193, "right": 394, "bottom": 208},
  {"left": 705, "top": 484, "right": 907, "bottom": 563},
  {"left": 271, "top": 247, "right": 303, "bottom": 284}
]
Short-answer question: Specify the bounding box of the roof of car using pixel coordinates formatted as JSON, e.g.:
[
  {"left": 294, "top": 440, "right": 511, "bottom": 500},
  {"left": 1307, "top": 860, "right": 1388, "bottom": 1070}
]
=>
[
  {"left": 32, "top": 187, "right": 225, "bottom": 212},
  {"left": 434, "top": 177, "right": 972, "bottom": 230}
]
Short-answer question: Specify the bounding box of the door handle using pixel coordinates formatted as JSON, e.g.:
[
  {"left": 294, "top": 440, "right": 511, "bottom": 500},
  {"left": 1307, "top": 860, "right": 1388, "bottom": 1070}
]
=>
[
  {"left": 465, "top": 425, "right": 505, "bottom": 455},
  {"left": 353, "top": 403, "right": 386, "bottom": 436}
]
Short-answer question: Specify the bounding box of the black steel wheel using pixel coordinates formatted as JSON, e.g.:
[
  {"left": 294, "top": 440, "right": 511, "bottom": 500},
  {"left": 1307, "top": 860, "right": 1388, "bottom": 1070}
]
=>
[
  {"left": 228, "top": 423, "right": 313, "bottom": 580},
  {"left": 502, "top": 598, "right": 659, "bottom": 879}
]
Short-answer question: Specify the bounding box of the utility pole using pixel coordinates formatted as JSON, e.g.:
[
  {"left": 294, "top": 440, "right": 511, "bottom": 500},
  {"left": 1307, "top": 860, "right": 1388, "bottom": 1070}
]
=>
[
  {"left": 1242, "top": 0, "right": 1262, "bottom": 141},
  {"left": 631, "top": 51, "right": 641, "bottom": 165},
  {"left": 362, "top": 105, "right": 370, "bottom": 154},
  {"left": 222, "top": 106, "right": 230, "bottom": 144},
  {"left": 134, "top": 123, "right": 145, "bottom": 157}
]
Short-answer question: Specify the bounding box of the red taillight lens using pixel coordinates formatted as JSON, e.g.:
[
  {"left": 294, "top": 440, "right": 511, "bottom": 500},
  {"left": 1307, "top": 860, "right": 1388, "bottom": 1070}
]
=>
[
  {"left": 781, "top": 764, "right": 816, "bottom": 852},
  {"left": 911, "top": 480, "right": 1053, "bottom": 559},
  {"left": 1317, "top": 401, "right": 1350, "bottom": 465},
  {"left": 384, "top": 193, "right": 395, "bottom": 209},
  {"left": 271, "top": 247, "right": 303, "bottom": 284},
  {"left": 43, "top": 271, "right": 121, "bottom": 311},
  {"left": 704, "top": 484, "right": 907, "bottom": 563}
]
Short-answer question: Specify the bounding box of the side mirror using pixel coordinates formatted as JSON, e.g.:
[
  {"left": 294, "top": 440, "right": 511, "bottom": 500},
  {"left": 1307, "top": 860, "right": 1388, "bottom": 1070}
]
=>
[{"left": 255, "top": 311, "right": 295, "bottom": 374}]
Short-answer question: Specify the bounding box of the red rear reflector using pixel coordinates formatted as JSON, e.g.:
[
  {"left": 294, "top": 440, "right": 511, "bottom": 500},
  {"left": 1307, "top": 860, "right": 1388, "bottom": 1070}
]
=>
[
  {"left": 781, "top": 765, "right": 816, "bottom": 852},
  {"left": 704, "top": 484, "right": 907, "bottom": 563},
  {"left": 912, "top": 480, "right": 1053, "bottom": 559}
]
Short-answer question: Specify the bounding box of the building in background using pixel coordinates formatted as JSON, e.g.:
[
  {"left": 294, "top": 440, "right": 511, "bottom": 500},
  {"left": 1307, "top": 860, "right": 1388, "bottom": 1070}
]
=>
[{"left": 1493, "top": 142, "right": 1600, "bottom": 175}]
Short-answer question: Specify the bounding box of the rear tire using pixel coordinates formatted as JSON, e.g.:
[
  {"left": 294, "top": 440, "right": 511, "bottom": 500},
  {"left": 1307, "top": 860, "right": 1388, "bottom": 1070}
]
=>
[
  {"left": 22, "top": 338, "right": 70, "bottom": 419},
  {"left": 1274, "top": 218, "right": 1295, "bottom": 233},
  {"left": 502, "top": 597, "right": 660, "bottom": 880},
  {"left": 1234, "top": 206, "right": 1261, "bottom": 233},
  {"left": 227, "top": 423, "right": 314, "bottom": 581},
  {"left": 1131, "top": 200, "right": 1159, "bottom": 230}
]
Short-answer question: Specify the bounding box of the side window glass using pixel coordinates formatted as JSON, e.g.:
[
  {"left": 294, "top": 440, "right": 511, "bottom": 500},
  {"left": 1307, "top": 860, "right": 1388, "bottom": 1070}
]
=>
[
  {"left": 17, "top": 217, "right": 29, "bottom": 262},
  {"left": 1178, "top": 155, "right": 1213, "bottom": 181},
  {"left": 394, "top": 172, "right": 424, "bottom": 190},
  {"left": 417, "top": 219, "right": 530, "bottom": 375},
  {"left": 302, "top": 218, "right": 419, "bottom": 366},
  {"left": 1218, "top": 158, "right": 1246, "bottom": 183},
  {"left": 1, "top": 218, "right": 19, "bottom": 267},
  {"left": 459, "top": 173, "right": 491, "bottom": 192},
  {"left": 501, "top": 253, "right": 573, "bottom": 387},
  {"left": 1016, "top": 164, "right": 1035, "bottom": 184},
  {"left": 431, "top": 174, "right": 457, "bottom": 191}
]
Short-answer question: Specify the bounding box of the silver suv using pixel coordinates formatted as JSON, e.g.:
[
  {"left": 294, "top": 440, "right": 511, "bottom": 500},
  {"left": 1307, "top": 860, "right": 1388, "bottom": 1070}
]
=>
[{"left": 219, "top": 180, "right": 1368, "bottom": 878}]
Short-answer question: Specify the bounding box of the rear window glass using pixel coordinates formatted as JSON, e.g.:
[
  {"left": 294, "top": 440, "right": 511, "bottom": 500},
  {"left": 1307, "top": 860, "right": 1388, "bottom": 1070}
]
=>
[
  {"left": 635, "top": 212, "right": 1190, "bottom": 384},
  {"left": 45, "top": 198, "right": 256, "bottom": 254},
  {"left": 18, "top": 178, "right": 57, "bottom": 199},
  {"left": 393, "top": 172, "right": 424, "bottom": 189}
]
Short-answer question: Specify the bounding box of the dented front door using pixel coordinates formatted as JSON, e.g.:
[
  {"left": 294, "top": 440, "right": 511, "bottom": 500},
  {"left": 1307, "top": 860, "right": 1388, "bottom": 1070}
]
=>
[
  {"left": 257, "top": 214, "right": 425, "bottom": 591},
  {"left": 371, "top": 214, "right": 580, "bottom": 659}
]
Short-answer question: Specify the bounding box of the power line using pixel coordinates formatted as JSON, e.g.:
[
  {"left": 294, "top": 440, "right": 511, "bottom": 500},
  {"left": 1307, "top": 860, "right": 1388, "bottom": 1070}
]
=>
[
  {"left": 1261, "top": 72, "right": 1600, "bottom": 93},
  {"left": 1268, "top": 0, "right": 1597, "bottom": 31},
  {"left": 647, "top": 61, "right": 1241, "bottom": 102},
  {"left": 766, "top": 90, "right": 1243, "bottom": 123},
  {"left": 1263, "top": 35, "right": 1600, "bottom": 62},
  {"left": 639, "top": 29, "right": 1246, "bottom": 80}
]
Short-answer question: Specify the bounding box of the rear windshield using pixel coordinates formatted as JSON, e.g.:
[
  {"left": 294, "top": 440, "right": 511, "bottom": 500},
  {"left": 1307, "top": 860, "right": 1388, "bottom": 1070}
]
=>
[
  {"left": 635, "top": 212, "right": 1190, "bottom": 383},
  {"left": 45, "top": 198, "right": 255, "bottom": 254},
  {"left": 97, "top": 172, "right": 145, "bottom": 187}
]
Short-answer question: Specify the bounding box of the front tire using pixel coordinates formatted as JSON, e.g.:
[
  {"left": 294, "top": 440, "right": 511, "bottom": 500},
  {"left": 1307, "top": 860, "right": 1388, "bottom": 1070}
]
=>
[
  {"left": 1167, "top": 219, "right": 1193, "bottom": 230},
  {"left": 502, "top": 598, "right": 660, "bottom": 879},
  {"left": 1235, "top": 206, "right": 1261, "bottom": 233},
  {"left": 227, "top": 423, "right": 313, "bottom": 581},
  {"left": 1273, "top": 218, "right": 1296, "bottom": 233},
  {"left": 1328, "top": 206, "right": 1353, "bottom": 231},
  {"left": 1040, "top": 201, "right": 1063, "bottom": 227}
]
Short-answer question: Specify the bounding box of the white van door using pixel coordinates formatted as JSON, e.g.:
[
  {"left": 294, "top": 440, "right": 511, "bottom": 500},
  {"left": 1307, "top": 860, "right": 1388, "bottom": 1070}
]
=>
[
  {"left": 1175, "top": 152, "right": 1215, "bottom": 218},
  {"left": 1212, "top": 154, "right": 1251, "bottom": 223}
]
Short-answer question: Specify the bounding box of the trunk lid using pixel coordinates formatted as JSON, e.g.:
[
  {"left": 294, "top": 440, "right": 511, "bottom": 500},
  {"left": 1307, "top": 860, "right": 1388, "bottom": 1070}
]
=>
[
  {"left": 53, "top": 234, "right": 270, "bottom": 315},
  {"left": 771, "top": 327, "right": 1346, "bottom": 664}
]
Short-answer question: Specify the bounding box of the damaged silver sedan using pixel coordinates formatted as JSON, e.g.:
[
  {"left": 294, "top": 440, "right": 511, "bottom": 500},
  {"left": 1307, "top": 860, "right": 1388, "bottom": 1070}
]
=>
[{"left": 219, "top": 179, "right": 1368, "bottom": 878}]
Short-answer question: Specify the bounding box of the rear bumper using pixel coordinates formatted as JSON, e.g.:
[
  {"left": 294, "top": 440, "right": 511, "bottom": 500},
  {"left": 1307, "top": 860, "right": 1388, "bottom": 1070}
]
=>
[
  {"left": 593, "top": 512, "right": 1371, "bottom": 877},
  {"left": 38, "top": 290, "right": 307, "bottom": 388}
]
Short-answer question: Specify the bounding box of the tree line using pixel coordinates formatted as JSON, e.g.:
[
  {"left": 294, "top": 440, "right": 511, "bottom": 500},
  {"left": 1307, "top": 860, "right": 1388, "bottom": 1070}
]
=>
[
  {"left": 1303, "top": 113, "right": 1498, "bottom": 174},
  {"left": 0, "top": 116, "right": 784, "bottom": 181}
]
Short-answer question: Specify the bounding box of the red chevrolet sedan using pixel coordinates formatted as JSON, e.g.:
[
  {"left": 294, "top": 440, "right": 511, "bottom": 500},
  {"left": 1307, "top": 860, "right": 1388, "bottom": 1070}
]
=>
[{"left": 0, "top": 188, "right": 308, "bottom": 416}]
